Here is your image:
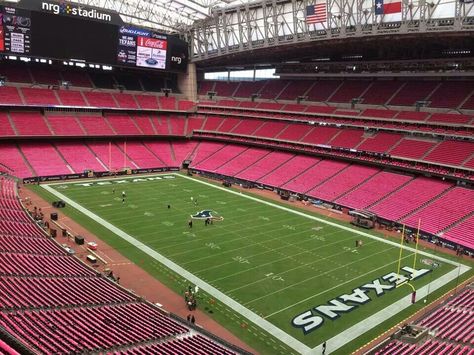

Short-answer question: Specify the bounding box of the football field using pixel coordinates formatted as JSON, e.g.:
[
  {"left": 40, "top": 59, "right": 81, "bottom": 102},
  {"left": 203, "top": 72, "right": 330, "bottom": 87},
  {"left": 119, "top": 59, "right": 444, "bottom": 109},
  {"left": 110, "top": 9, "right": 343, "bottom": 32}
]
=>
[{"left": 40, "top": 173, "right": 471, "bottom": 354}]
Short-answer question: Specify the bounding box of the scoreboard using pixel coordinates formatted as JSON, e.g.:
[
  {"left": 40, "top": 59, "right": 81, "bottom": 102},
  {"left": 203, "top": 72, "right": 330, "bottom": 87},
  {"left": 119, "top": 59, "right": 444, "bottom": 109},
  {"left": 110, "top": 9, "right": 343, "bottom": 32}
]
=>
[{"left": 0, "top": 0, "right": 188, "bottom": 73}]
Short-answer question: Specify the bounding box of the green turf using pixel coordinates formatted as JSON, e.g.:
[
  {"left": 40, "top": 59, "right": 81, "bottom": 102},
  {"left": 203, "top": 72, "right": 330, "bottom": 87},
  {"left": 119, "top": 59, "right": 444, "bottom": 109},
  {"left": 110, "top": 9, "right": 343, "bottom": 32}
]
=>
[{"left": 35, "top": 173, "right": 473, "bottom": 354}]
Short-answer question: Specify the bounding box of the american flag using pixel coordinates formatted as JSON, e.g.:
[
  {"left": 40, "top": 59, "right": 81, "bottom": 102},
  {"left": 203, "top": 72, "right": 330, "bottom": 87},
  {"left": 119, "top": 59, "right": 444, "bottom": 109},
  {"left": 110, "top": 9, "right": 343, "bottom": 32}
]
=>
[{"left": 306, "top": 2, "right": 327, "bottom": 24}]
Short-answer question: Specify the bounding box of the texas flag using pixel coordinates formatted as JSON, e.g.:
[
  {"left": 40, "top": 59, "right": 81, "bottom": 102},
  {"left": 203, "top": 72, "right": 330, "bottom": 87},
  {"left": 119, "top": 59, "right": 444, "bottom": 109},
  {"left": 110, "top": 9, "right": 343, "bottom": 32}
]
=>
[{"left": 375, "top": 0, "right": 402, "bottom": 14}]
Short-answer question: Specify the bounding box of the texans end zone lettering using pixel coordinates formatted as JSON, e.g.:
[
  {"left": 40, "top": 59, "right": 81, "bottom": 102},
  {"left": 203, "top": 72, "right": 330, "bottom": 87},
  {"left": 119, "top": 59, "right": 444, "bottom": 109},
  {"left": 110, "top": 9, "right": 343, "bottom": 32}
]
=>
[{"left": 291, "top": 266, "right": 431, "bottom": 335}]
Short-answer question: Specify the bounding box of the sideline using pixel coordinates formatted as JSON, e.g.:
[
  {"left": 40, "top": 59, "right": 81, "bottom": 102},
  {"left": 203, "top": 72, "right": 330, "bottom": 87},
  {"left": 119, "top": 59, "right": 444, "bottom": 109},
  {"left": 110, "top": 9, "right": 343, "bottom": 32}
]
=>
[{"left": 43, "top": 173, "right": 471, "bottom": 354}]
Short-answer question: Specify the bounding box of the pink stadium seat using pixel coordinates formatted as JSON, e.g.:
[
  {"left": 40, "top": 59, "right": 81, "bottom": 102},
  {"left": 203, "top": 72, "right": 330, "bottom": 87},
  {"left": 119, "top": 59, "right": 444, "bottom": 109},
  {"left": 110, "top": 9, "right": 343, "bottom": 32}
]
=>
[
  {"left": 151, "top": 115, "right": 171, "bottom": 135},
  {"left": 132, "top": 115, "right": 156, "bottom": 135},
  {"left": 21, "top": 88, "right": 60, "bottom": 106},
  {"left": 214, "top": 81, "right": 239, "bottom": 97},
  {"left": 231, "top": 119, "right": 264, "bottom": 135},
  {"left": 113, "top": 93, "right": 139, "bottom": 109},
  {"left": 238, "top": 101, "right": 259, "bottom": 108},
  {"left": 55, "top": 142, "right": 106, "bottom": 172},
  {"left": 278, "top": 123, "right": 312, "bottom": 141},
  {"left": 461, "top": 93, "right": 474, "bottom": 110},
  {"left": 216, "top": 117, "right": 242, "bottom": 132},
  {"left": 105, "top": 115, "right": 141, "bottom": 135},
  {"left": 256, "top": 102, "right": 284, "bottom": 110},
  {"left": 281, "top": 160, "right": 343, "bottom": 194},
  {"left": 236, "top": 151, "right": 294, "bottom": 181},
  {"left": 464, "top": 157, "right": 474, "bottom": 170},
  {"left": 360, "top": 80, "right": 404, "bottom": 105},
  {"left": 336, "top": 171, "right": 413, "bottom": 210},
  {"left": 215, "top": 147, "right": 270, "bottom": 176},
  {"left": 278, "top": 81, "right": 314, "bottom": 100},
  {"left": 1, "top": 65, "right": 32, "bottom": 83},
  {"left": 0, "top": 87, "right": 23, "bottom": 105},
  {"left": 442, "top": 216, "right": 474, "bottom": 252},
  {"left": 233, "top": 81, "right": 266, "bottom": 98},
  {"left": 301, "top": 126, "right": 340, "bottom": 145},
  {"left": 424, "top": 140, "right": 474, "bottom": 166},
  {"left": 165, "top": 116, "right": 184, "bottom": 135},
  {"left": 428, "top": 81, "right": 474, "bottom": 108},
  {"left": 368, "top": 177, "right": 451, "bottom": 221},
  {"left": 19, "top": 142, "right": 71, "bottom": 176},
  {"left": 427, "top": 113, "right": 472, "bottom": 125},
  {"left": 217, "top": 99, "right": 238, "bottom": 107},
  {"left": 305, "top": 105, "right": 337, "bottom": 114},
  {"left": 259, "top": 155, "right": 321, "bottom": 188},
  {"left": 186, "top": 116, "right": 205, "bottom": 134},
  {"left": 122, "top": 142, "right": 164, "bottom": 168},
  {"left": 193, "top": 144, "right": 248, "bottom": 172},
  {"left": 362, "top": 108, "right": 398, "bottom": 118},
  {"left": 329, "top": 129, "right": 365, "bottom": 149},
  {"left": 394, "top": 111, "right": 430, "bottom": 122},
  {"left": 306, "top": 80, "right": 342, "bottom": 102},
  {"left": 252, "top": 121, "right": 288, "bottom": 138},
  {"left": 158, "top": 96, "right": 176, "bottom": 110},
  {"left": 135, "top": 94, "right": 159, "bottom": 109},
  {"left": 141, "top": 141, "right": 175, "bottom": 166},
  {"left": 56, "top": 90, "right": 87, "bottom": 106},
  {"left": 282, "top": 103, "right": 307, "bottom": 112},
  {"left": 389, "top": 138, "right": 437, "bottom": 160},
  {"left": 388, "top": 81, "right": 439, "bottom": 106},
  {"left": 61, "top": 71, "right": 93, "bottom": 87},
  {"left": 330, "top": 80, "right": 372, "bottom": 103},
  {"left": 83, "top": 92, "right": 117, "bottom": 108},
  {"left": 188, "top": 141, "right": 225, "bottom": 166},
  {"left": 45, "top": 115, "right": 85, "bottom": 136},
  {"left": 307, "top": 164, "right": 379, "bottom": 201},
  {"left": 258, "top": 80, "right": 290, "bottom": 99},
  {"left": 357, "top": 132, "right": 403, "bottom": 153},
  {"left": 0, "top": 113, "right": 16, "bottom": 136},
  {"left": 198, "top": 81, "right": 216, "bottom": 95},
  {"left": 30, "top": 68, "right": 61, "bottom": 85},
  {"left": 178, "top": 100, "right": 195, "bottom": 111},
  {"left": 9, "top": 112, "right": 52, "bottom": 136},
  {"left": 171, "top": 141, "right": 197, "bottom": 164},
  {"left": 0, "top": 143, "right": 34, "bottom": 177},
  {"left": 402, "top": 187, "right": 474, "bottom": 235},
  {"left": 77, "top": 115, "right": 115, "bottom": 135},
  {"left": 87, "top": 142, "right": 127, "bottom": 170}
]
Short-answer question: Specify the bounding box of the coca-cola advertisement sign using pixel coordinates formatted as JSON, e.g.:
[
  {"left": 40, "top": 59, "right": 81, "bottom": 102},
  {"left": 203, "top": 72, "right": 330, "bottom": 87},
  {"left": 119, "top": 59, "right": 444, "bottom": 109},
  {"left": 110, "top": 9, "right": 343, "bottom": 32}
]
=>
[{"left": 137, "top": 37, "right": 167, "bottom": 50}]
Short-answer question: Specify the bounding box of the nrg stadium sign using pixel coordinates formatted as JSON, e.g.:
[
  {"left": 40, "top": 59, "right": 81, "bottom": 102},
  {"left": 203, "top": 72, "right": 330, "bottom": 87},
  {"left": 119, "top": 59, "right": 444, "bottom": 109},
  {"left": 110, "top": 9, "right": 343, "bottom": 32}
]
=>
[
  {"left": 291, "top": 266, "right": 431, "bottom": 335},
  {"left": 41, "top": 1, "right": 112, "bottom": 22}
]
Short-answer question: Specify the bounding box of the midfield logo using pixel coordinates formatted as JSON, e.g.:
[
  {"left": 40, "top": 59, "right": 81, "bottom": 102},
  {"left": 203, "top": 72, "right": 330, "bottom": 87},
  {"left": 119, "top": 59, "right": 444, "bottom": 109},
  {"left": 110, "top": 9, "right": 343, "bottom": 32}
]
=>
[
  {"left": 191, "top": 210, "right": 224, "bottom": 221},
  {"left": 291, "top": 266, "right": 431, "bottom": 335}
]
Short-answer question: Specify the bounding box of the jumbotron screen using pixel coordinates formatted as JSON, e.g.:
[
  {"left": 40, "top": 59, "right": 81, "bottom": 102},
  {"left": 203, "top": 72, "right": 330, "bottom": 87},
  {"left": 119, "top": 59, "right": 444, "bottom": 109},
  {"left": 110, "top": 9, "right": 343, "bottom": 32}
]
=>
[{"left": 0, "top": 0, "right": 188, "bottom": 72}]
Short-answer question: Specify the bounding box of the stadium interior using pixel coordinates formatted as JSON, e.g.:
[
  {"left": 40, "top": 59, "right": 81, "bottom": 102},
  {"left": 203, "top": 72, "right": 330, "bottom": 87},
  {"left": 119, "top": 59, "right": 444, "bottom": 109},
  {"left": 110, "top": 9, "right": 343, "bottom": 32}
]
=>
[{"left": 0, "top": 0, "right": 473, "bottom": 354}]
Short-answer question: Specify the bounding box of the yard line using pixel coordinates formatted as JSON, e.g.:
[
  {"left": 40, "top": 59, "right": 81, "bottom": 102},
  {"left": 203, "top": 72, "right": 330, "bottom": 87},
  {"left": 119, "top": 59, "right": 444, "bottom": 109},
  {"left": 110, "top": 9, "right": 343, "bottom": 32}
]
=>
[
  {"left": 231, "top": 241, "right": 384, "bottom": 297},
  {"left": 207, "top": 231, "right": 360, "bottom": 280},
  {"left": 178, "top": 227, "right": 314, "bottom": 263},
  {"left": 264, "top": 251, "right": 411, "bottom": 318}
]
